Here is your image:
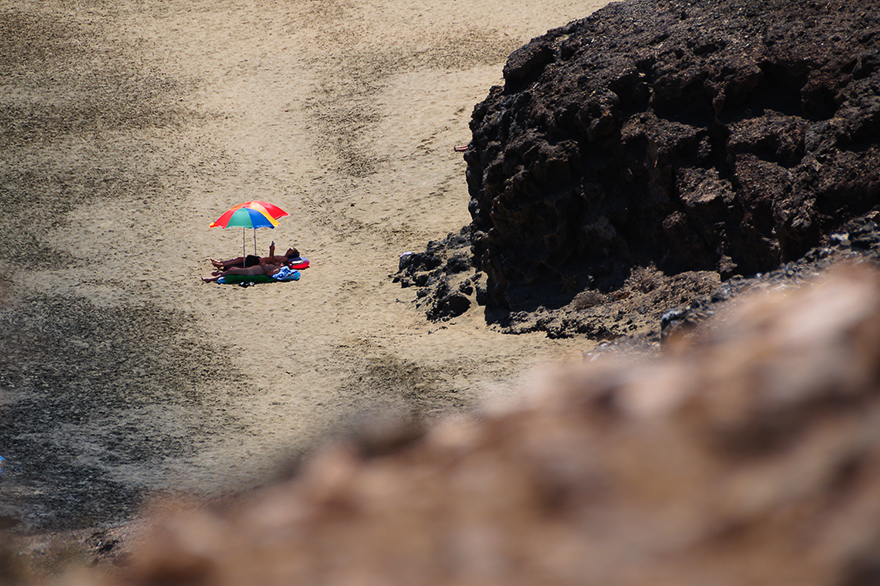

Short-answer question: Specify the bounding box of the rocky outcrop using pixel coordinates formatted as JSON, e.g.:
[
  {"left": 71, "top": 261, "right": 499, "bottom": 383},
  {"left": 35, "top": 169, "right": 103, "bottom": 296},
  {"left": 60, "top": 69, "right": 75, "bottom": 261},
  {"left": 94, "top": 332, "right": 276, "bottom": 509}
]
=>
[
  {"left": 394, "top": 227, "right": 488, "bottom": 322},
  {"left": 398, "top": 0, "right": 880, "bottom": 336},
  {"left": 76, "top": 264, "right": 880, "bottom": 586}
]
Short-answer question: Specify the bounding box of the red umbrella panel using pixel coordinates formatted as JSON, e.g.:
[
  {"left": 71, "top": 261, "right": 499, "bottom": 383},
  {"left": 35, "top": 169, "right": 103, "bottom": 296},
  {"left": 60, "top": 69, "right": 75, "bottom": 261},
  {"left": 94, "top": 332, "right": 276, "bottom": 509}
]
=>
[{"left": 210, "top": 201, "right": 290, "bottom": 261}]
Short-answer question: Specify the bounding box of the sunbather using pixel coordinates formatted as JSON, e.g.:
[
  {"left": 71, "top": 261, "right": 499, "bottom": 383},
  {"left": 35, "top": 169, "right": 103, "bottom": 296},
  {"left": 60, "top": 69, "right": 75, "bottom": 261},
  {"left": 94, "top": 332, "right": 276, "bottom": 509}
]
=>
[
  {"left": 211, "top": 241, "right": 300, "bottom": 269},
  {"left": 201, "top": 259, "right": 296, "bottom": 283}
]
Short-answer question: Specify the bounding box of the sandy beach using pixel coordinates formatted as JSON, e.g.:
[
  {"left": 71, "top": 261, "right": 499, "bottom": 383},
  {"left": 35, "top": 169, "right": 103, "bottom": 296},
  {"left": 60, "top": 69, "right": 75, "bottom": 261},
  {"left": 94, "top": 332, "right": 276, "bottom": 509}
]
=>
[{"left": 0, "top": 0, "right": 612, "bottom": 534}]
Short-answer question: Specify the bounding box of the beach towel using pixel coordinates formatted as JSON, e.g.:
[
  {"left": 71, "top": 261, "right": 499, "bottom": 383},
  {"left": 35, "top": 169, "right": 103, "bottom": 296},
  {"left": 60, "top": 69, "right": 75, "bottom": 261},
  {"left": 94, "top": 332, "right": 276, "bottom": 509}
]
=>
[
  {"left": 218, "top": 270, "right": 300, "bottom": 285},
  {"left": 271, "top": 266, "right": 295, "bottom": 280}
]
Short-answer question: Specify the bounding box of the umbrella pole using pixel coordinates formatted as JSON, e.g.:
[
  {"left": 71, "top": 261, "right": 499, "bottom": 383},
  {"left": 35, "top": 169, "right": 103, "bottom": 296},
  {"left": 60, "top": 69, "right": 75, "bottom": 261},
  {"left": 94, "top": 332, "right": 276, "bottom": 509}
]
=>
[
  {"left": 242, "top": 228, "right": 246, "bottom": 267},
  {"left": 254, "top": 229, "right": 258, "bottom": 256}
]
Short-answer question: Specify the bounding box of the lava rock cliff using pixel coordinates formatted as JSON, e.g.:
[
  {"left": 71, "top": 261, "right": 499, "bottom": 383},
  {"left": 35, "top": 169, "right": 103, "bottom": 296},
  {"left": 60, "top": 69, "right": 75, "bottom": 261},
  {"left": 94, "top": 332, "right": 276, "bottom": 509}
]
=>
[{"left": 398, "top": 0, "right": 880, "bottom": 334}]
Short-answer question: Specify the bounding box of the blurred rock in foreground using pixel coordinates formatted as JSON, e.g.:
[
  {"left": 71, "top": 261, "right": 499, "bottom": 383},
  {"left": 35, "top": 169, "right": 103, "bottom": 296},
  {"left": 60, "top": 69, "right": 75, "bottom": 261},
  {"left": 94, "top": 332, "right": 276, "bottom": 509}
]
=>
[{"left": 83, "top": 263, "right": 880, "bottom": 586}]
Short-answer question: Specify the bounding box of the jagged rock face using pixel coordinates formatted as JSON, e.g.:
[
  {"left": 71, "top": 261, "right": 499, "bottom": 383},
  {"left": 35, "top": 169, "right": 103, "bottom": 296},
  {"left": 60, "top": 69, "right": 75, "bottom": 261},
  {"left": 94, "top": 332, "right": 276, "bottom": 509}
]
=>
[
  {"left": 465, "top": 0, "right": 880, "bottom": 311},
  {"left": 393, "top": 228, "right": 486, "bottom": 322}
]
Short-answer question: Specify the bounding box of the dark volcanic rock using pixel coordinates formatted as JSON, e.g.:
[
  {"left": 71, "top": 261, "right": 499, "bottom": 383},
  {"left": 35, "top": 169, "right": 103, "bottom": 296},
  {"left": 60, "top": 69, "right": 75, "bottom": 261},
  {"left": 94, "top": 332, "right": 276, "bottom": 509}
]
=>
[
  {"left": 393, "top": 227, "right": 484, "bottom": 322},
  {"left": 468, "top": 0, "right": 880, "bottom": 307},
  {"left": 397, "top": 0, "right": 880, "bottom": 338}
]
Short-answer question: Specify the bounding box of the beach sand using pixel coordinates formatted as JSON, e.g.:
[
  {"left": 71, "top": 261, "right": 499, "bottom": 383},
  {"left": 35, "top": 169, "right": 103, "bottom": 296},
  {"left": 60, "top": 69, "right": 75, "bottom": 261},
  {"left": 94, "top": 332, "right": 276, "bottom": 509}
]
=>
[{"left": 0, "top": 0, "right": 611, "bottom": 535}]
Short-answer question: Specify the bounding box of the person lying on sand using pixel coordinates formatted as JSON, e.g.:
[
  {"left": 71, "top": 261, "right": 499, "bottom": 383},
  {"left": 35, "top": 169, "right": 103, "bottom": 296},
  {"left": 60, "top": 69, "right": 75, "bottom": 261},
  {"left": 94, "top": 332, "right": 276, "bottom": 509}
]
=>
[
  {"left": 211, "top": 241, "right": 300, "bottom": 270},
  {"left": 201, "top": 259, "right": 296, "bottom": 283}
]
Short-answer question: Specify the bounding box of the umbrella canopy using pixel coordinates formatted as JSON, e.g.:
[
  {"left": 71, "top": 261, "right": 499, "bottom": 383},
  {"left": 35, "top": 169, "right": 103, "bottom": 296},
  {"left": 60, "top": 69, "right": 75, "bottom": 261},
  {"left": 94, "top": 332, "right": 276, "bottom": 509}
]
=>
[
  {"left": 210, "top": 200, "right": 289, "bottom": 229},
  {"left": 210, "top": 201, "right": 290, "bottom": 260}
]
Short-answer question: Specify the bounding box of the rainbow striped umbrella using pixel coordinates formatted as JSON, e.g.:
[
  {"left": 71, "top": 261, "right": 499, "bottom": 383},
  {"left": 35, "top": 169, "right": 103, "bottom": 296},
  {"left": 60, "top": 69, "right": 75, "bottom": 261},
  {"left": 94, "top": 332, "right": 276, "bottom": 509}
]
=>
[{"left": 210, "top": 201, "right": 290, "bottom": 258}]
